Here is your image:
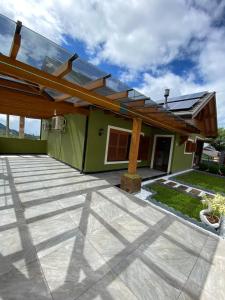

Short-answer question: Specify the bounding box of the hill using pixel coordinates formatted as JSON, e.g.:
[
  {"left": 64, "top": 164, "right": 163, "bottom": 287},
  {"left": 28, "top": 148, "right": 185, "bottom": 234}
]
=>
[{"left": 0, "top": 123, "right": 39, "bottom": 140}]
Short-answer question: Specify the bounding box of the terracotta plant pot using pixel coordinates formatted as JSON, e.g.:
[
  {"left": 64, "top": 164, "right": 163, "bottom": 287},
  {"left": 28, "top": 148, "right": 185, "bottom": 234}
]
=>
[{"left": 200, "top": 208, "right": 220, "bottom": 229}]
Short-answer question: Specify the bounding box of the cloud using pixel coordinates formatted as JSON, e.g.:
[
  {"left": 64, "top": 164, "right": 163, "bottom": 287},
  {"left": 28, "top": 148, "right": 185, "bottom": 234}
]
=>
[
  {"left": 0, "top": 0, "right": 212, "bottom": 70},
  {"left": 0, "top": 0, "right": 225, "bottom": 128}
]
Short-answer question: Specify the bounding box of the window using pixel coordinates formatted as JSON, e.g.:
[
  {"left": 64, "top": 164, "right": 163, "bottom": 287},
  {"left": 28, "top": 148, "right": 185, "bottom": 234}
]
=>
[
  {"left": 185, "top": 140, "right": 196, "bottom": 154},
  {"left": 106, "top": 127, "right": 150, "bottom": 163},
  {"left": 107, "top": 129, "right": 130, "bottom": 162},
  {"left": 24, "top": 118, "right": 41, "bottom": 139}
]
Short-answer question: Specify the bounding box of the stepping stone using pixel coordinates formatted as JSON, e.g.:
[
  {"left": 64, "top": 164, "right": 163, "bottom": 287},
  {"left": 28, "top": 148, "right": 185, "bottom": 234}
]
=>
[
  {"left": 165, "top": 181, "right": 177, "bottom": 187},
  {"left": 204, "top": 193, "right": 215, "bottom": 199},
  {"left": 177, "top": 185, "right": 188, "bottom": 192},
  {"left": 189, "top": 189, "right": 201, "bottom": 196},
  {"left": 155, "top": 178, "right": 167, "bottom": 183}
]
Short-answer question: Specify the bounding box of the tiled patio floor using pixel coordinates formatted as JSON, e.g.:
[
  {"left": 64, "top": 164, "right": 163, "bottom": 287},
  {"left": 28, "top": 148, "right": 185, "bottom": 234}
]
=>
[
  {"left": 0, "top": 155, "right": 225, "bottom": 300},
  {"left": 91, "top": 168, "right": 165, "bottom": 186}
]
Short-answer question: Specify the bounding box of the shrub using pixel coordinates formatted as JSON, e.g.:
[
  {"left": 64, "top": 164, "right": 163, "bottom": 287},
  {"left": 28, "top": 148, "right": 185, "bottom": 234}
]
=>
[{"left": 202, "top": 193, "right": 225, "bottom": 216}]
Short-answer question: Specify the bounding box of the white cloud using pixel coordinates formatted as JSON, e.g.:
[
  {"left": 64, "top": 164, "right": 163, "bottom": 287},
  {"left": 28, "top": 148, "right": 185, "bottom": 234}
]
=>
[
  {"left": 0, "top": 0, "right": 225, "bottom": 128},
  {"left": 0, "top": 0, "right": 212, "bottom": 69}
]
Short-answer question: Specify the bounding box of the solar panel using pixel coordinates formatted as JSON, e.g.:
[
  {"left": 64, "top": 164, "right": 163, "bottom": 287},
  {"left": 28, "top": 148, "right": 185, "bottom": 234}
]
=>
[
  {"left": 164, "top": 99, "right": 199, "bottom": 110},
  {"left": 166, "top": 91, "right": 207, "bottom": 102}
]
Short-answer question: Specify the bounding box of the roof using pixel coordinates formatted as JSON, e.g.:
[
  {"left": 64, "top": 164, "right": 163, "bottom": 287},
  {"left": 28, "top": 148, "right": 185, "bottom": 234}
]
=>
[
  {"left": 0, "top": 13, "right": 200, "bottom": 135},
  {"left": 157, "top": 91, "right": 215, "bottom": 117}
]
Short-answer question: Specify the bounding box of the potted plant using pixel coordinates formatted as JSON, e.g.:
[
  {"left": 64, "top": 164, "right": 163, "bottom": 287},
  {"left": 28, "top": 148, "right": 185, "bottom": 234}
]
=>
[{"left": 200, "top": 193, "right": 225, "bottom": 229}]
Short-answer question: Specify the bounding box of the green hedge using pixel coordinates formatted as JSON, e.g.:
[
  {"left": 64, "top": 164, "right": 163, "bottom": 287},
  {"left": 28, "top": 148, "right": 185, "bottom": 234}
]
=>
[{"left": 199, "top": 161, "right": 225, "bottom": 176}]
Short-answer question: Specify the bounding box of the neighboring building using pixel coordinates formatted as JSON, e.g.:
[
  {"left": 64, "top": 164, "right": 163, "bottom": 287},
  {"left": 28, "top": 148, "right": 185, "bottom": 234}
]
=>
[{"left": 42, "top": 91, "right": 218, "bottom": 175}]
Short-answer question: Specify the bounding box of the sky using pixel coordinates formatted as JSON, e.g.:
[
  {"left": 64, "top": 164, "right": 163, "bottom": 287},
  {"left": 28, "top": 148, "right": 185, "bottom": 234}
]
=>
[{"left": 0, "top": 0, "right": 225, "bottom": 134}]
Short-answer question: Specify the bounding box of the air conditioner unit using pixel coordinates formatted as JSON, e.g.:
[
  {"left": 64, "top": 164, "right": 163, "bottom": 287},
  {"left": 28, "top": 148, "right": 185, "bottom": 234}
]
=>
[{"left": 51, "top": 116, "right": 66, "bottom": 131}]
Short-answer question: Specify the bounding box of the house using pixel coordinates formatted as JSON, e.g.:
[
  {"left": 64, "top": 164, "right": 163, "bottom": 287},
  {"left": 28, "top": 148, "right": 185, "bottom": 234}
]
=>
[
  {"left": 42, "top": 90, "right": 217, "bottom": 177},
  {"left": 0, "top": 14, "right": 218, "bottom": 192}
]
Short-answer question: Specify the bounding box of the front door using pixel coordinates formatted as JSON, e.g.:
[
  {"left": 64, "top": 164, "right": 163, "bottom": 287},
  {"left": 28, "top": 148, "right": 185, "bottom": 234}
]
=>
[{"left": 153, "top": 136, "right": 172, "bottom": 172}]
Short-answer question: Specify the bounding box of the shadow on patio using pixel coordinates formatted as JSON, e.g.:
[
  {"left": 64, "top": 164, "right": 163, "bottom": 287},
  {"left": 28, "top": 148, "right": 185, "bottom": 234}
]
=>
[{"left": 0, "top": 155, "right": 224, "bottom": 300}]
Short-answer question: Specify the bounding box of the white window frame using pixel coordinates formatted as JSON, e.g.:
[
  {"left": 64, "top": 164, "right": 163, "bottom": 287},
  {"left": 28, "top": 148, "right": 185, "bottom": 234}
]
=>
[
  {"left": 150, "top": 134, "right": 175, "bottom": 173},
  {"left": 104, "top": 125, "right": 144, "bottom": 165},
  {"left": 184, "top": 138, "right": 195, "bottom": 155}
]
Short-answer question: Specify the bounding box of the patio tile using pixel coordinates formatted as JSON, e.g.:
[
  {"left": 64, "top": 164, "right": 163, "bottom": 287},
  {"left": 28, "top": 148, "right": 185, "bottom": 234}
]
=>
[
  {"left": 187, "top": 254, "right": 225, "bottom": 299},
  {"left": 112, "top": 252, "right": 182, "bottom": 300},
  {"left": 0, "top": 261, "right": 52, "bottom": 300},
  {"left": 39, "top": 230, "right": 110, "bottom": 300},
  {"left": 163, "top": 219, "right": 208, "bottom": 253},
  {"left": 178, "top": 280, "right": 213, "bottom": 300},
  {"left": 136, "top": 234, "right": 198, "bottom": 281},
  {"left": 133, "top": 205, "right": 166, "bottom": 227},
  {"left": 28, "top": 211, "right": 77, "bottom": 246},
  {"left": 76, "top": 271, "right": 138, "bottom": 300}
]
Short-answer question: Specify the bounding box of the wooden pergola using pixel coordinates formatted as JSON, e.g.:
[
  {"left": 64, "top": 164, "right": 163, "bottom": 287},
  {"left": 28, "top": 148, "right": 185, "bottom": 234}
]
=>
[{"left": 0, "top": 18, "right": 199, "bottom": 190}]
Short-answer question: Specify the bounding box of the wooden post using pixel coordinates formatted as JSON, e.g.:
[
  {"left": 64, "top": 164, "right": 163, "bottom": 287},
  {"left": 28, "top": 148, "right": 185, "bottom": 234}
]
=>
[
  {"left": 128, "top": 118, "right": 142, "bottom": 174},
  {"left": 19, "top": 116, "right": 25, "bottom": 139},
  {"left": 6, "top": 114, "right": 9, "bottom": 137},
  {"left": 120, "top": 118, "right": 142, "bottom": 193}
]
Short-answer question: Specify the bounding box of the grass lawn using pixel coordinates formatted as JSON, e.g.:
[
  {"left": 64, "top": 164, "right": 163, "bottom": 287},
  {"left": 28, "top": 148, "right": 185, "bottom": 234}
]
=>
[
  {"left": 174, "top": 170, "right": 225, "bottom": 194},
  {"left": 148, "top": 183, "right": 202, "bottom": 221}
]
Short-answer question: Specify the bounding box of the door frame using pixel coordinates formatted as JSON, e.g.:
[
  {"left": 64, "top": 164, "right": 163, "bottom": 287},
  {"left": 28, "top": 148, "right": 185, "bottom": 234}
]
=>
[
  {"left": 150, "top": 134, "right": 175, "bottom": 173},
  {"left": 192, "top": 136, "right": 205, "bottom": 167}
]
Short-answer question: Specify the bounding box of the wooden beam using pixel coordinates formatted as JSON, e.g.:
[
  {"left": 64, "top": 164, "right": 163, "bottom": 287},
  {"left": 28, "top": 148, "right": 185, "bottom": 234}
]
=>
[
  {"left": 83, "top": 74, "right": 111, "bottom": 91},
  {"left": 19, "top": 116, "right": 25, "bottom": 139},
  {"left": 6, "top": 115, "right": 9, "bottom": 137},
  {"left": 107, "top": 90, "right": 129, "bottom": 100},
  {"left": 0, "top": 85, "right": 89, "bottom": 118},
  {"left": 0, "top": 54, "right": 198, "bottom": 135},
  {"left": 54, "top": 93, "right": 72, "bottom": 102},
  {"left": 0, "top": 77, "right": 40, "bottom": 94},
  {"left": 52, "top": 54, "right": 78, "bottom": 78},
  {"left": 0, "top": 54, "right": 121, "bottom": 112},
  {"left": 128, "top": 118, "right": 142, "bottom": 175},
  {"left": 10, "top": 21, "right": 22, "bottom": 59}
]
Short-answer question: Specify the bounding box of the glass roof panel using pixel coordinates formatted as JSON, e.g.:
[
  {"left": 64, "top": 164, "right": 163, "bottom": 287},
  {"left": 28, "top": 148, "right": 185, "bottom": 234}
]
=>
[
  {"left": 106, "top": 77, "right": 130, "bottom": 92},
  {"left": 17, "top": 25, "right": 71, "bottom": 71},
  {"left": 0, "top": 14, "right": 16, "bottom": 56}
]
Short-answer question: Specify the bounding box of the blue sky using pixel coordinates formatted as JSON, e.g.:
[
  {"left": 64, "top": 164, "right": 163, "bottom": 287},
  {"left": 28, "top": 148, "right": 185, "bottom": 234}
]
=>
[{"left": 0, "top": 0, "right": 225, "bottom": 134}]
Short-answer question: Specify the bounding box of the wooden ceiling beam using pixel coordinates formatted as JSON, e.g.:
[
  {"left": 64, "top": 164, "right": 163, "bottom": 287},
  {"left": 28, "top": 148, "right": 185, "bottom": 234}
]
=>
[
  {"left": 0, "top": 77, "right": 40, "bottom": 94},
  {"left": 0, "top": 85, "right": 89, "bottom": 118},
  {"left": 0, "top": 54, "right": 198, "bottom": 135},
  {"left": 83, "top": 74, "right": 111, "bottom": 91},
  {"left": 107, "top": 90, "right": 130, "bottom": 100},
  {"left": 52, "top": 54, "right": 78, "bottom": 78},
  {"left": 9, "top": 21, "right": 22, "bottom": 59}
]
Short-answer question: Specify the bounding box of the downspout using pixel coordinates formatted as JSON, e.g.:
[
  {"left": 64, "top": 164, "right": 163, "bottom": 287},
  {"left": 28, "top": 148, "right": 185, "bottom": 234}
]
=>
[{"left": 81, "top": 114, "right": 89, "bottom": 174}]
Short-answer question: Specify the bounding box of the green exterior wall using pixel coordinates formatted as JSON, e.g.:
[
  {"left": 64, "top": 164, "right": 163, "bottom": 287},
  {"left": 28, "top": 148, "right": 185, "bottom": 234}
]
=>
[
  {"left": 171, "top": 134, "right": 196, "bottom": 173},
  {"left": 42, "top": 109, "right": 201, "bottom": 174},
  {"left": 0, "top": 137, "right": 47, "bottom": 154},
  {"left": 84, "top": 109, "right": 153, "bottom": 172},
  {"left": 45, "top": 114, "right": 86, "bottom": 170}
]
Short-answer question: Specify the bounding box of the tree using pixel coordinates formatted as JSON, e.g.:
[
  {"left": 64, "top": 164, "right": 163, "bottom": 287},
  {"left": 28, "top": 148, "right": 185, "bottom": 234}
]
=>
[{"left": 211, "top": 128, "right": 225, "bottom": 151}]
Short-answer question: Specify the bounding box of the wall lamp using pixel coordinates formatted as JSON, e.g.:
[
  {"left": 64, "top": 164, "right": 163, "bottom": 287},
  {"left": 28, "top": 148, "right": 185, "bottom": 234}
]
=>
[{"left": 98, "top": 128, "right": 104, "bottom": 136}]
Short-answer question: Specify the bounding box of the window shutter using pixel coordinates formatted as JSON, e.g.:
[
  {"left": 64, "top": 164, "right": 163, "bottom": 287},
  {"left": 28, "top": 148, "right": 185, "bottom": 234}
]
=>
[
  {"left": 138, "top": 136, "right": 150, "bottom": 160},
  {"left": 185, "top": 140, "right": 196, "bottom": 153},
  {"left": 107, "top": 129, "right": 130, "bottom": 162},
  {"left": 191, "top": 142, "right": 197, "bottom": 153}
]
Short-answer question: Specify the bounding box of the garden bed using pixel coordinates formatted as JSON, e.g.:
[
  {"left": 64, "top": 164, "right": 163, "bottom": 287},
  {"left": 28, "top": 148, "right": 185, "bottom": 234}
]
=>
[
  {"left": 147, "top": 183, "right": 202, "bottom": 221},
  {"left": 173, "top": 170, "right": 225, "bottom": 194}
]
